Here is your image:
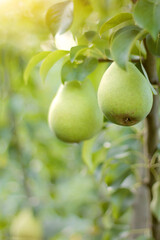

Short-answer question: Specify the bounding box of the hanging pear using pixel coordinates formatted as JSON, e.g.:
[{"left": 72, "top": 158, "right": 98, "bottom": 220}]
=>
[
  {"left": 48, "top": 79, "right": 103, "bottom": 143},
  {"left": 98, "top": 62, "right": 153, "bottom": 126}
]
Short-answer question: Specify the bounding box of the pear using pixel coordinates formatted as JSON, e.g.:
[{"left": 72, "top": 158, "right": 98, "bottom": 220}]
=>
[
  {"left": 48, "top": 79, "right": 103, "bottom": 143},
  {"left": 10, "top": 209, "right": 42, "bottom": 240},
  {"left": 98, "top": 62, "right": 153, "bottom": 126}
]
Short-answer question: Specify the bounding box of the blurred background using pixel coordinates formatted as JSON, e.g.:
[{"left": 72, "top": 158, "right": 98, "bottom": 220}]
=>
[{"left": 0, "top": 0, "right": 153, "bottom": 239}]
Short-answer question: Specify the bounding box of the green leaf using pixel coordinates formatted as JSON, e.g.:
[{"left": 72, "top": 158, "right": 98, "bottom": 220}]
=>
[
  {"left": 70, "top": 45, "right": 88, "bottom": 62},
  {"left": 99, "top": 12, "right": 133, "bottom": 36},
  {"left": 111, "top": 26, "right": 145, "bottom": 69},
  {"left": 46, "top": 1, "right": 73, "bottom": 36},
  {"left": 150, "top": 181, "right": 160, "bottom": 221},
  {"left": 71, "top": 0, "right": 92, "bottom": 35},
  {"left": 110, "top": 188, "right": 133, "bottom": 219},
  {"left": 134, "top": 0, "right": 160, "bottom": 40},
  {"left": 24, "top": 51, "right": 51, "bottom": 84},
  {"left": 61, "top": 57, "right": 98, "bottom": 83},
  {"left": 146, "top": 34, "right": 160, "bottom": 57},
  {"left": 140, "top": 61, "right": 157, "bottom": 95},
  {"left": 82, "top": 138, "right": 95, "bottom": 173},
  {"left": 40, "top": 50, "right": 68, "bottom": 82}
]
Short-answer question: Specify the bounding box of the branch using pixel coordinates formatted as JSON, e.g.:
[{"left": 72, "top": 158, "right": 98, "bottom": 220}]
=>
[
  {"left": 143, "top": 42, "right": 160, "bottom": 240},
  {"left": 98, "top": 58, "right": 112, "bottom": 63},
  {"left": 98, "top": 57, "right": 145, "bottom": 63}
]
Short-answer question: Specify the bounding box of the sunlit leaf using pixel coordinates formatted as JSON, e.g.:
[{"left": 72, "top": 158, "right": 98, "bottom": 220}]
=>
[
  {"left": 134, "top": 0, "right": 160, "bottom": 40},
  {"left": 100, "top": 12, "right": 133, "bottom": 36},
  {"left": 61, "top": 57, "right": 98, "bottom": 83},
  {"left": 46, "top": 1, "right": 73, "bottom": 36},
  {"left": 104, "top": 161, "right": 131, "bottom": 188},
  {"left": 110, "top": 188, "right": 133, "bottom": 219},
  {"left": 71, "top": 0, "right": 92, "bottom": 35},
  {"left": 88, "top": 62, "right": 108, "bottom": 91},
  {"left": 40, "top": 50, "right": 68, "bottom": 82},
  {"left": 24, "top": 51, "right": 51, "bottom": 84},
  {"left": 146, "top": 34, "right": 160, "bottom": 57}
]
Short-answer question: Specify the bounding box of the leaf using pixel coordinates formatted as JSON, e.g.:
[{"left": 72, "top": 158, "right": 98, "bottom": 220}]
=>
[
  {"left": 61, "top": 57, "right": 98, "bottom": 83},
  {"left": 70, "top": 45, "right": 88, "bottom": 62},
  {"left": 71, "top": 0, "right": 92, "bottom": 35},
  {"left": 110, "top": 188, "right": 133, "bottom": 219},
  {"left": 82, "top": 138, "right": 95, "bottom": 173},
  {"left": 131, "top": 40, "right": 146, "bottom": 57},
  {"left": 104, "top": 161, "right": 131, "bottom": 188},
  {"left": 134, "top": 0, "right": 160, "bottom": 40},
  {"left": 82, "top": 133, "right": 107, "bottom": 172},
  {"left": 99, "top": 12, "right": 133, "bottom": 36},
  {"left": 111, "top": 26, "right": 145, "bottom": 69},
  {"left": 150, "top": 181, "right": 160, "bottom": 221},
  {"left": 46, "top": 1, "right": 73, "bottom": 36},
  {"left": 84, "top": 31, "right": 97, "bottom": 42},
  {"left": 140, "top": 61, "right": 157, "bottom": 95},
  {"left": 88, "top": 62, "right": 108, "bottom": 91},
  {"left": 24, "top": 51, "right": 51, "bottom": 84},
  {"left": 40, "top": 50, "right": 68, "bottom": 82},
  {"left": 146, "top": 34, "right": 160, "bottom": 57}
]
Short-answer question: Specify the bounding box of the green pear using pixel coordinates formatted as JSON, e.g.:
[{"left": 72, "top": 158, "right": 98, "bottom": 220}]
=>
[
  {"left": 48, "top": 79, "right": 103, "bottom": 143},
  {"left": 98, "top": 62, "right": 153, "bottom": 126},
  {"left": 10, "top": 209, "right": 42, "bottom": 240}
]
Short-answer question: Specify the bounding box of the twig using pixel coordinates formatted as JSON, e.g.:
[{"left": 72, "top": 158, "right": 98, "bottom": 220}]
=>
[{"left": 98, "top": 58, "right": 145, "bottom": 63}]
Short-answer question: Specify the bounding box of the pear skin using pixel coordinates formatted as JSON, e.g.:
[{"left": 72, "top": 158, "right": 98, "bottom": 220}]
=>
[
  {"left": 48, "top": 79, "right": 103, "bottom": 143},
  {"left": 98, "top": 62, "right": 153, "bottom": 126}
]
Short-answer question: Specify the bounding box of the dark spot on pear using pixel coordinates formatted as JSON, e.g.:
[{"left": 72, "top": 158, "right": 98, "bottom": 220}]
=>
[{"left": 107, "top": 112, "right": 138, "bottom": 126}]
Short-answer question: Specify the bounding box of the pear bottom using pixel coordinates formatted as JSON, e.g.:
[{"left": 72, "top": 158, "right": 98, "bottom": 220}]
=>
[{"left": 98, "top": 62, "right": 153, "bottom": 126}]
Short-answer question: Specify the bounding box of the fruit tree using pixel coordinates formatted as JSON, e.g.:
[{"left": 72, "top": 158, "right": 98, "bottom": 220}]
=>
[
  {"left": 0, "top": 0, "right": 160, "bottom": 239},
  {"left": 24, "top": 0, "right": 160, "bottom": 239}
]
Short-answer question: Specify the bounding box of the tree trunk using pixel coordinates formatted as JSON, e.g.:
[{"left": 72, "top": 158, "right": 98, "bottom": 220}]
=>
[
  {"left": 131, "top": 47, "right": 160, "bottom": 239},
  {"left": 143, "top": 49, "right": 160, "bottom": 240}
]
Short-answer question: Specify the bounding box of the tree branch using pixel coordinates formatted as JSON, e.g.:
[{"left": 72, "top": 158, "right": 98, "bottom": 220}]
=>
[
  {"left": 98, "top": 57, "right": 144, "bottom": 63},
  {"left": 143, "top": 43, "right": 160, "bottom": 240}
]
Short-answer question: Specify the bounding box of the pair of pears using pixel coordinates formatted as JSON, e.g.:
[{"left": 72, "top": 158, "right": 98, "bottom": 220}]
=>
[{"left": 48, "top": 62, "right": 153, "bottom": 143}]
